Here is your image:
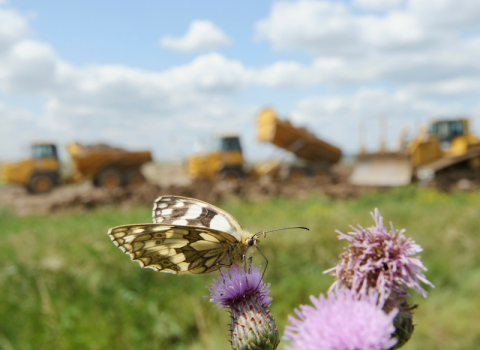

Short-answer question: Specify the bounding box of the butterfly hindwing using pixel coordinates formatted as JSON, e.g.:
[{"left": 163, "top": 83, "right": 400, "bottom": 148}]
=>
[
  {"left": 152, "top": 196, "right": 243, "bottom": 239},
  {"left": 108, "top": 223, "right": 241, "bottom": 274}
]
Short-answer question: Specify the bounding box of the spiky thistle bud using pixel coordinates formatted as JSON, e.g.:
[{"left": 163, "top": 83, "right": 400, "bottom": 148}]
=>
[{"left": 208, "top": 263, "right": 279, "bottom": 350}]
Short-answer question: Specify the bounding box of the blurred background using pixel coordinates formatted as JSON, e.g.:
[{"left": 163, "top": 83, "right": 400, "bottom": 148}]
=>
[
  {"left": 2, "top": 0, "right": 480, "bottom": 162},
  {"left": 1, "top": 0, "right": 480, "bottom": 349}
]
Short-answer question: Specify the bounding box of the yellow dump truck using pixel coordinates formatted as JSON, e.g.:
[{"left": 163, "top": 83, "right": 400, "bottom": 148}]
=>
[
  {"left": 187, "top": 135, "right": 245, "bottom": 181},
  {"left": 350, "top": 118, "right": 480, "bottom": 186},
  {"left": 186, "top": 108, "right": 342, "bottom": 181},
  {"left": 256, "top": 108, "right": 342, "bottom": 180},
  {"left": 1, "top": 142, "right": 152, "bottom": 194}
]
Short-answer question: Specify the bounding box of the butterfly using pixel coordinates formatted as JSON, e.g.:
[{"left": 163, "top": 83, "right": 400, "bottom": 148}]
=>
[{"left": 108, "top": 195, "right": 308, "bottom": 274}]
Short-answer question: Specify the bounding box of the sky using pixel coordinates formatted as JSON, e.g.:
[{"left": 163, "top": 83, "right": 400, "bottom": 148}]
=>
[{"left": 1, "top": 0, "right": 480, "bottom": 162}]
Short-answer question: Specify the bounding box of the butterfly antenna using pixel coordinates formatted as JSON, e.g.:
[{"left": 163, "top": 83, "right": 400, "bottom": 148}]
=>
[
  {"left": 253, "top": 226, "right": 309, "bottom": 239},
  {"left": 251, "top": 227, "right": 309, "bottom": 290}
]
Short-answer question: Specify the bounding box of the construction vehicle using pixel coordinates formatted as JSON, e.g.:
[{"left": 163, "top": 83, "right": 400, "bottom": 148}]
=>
[
  {"left": 1, "top": 142, "right": 152, "bottom": 194},
  {"left": 187, "top": 135, "right": 244, "bottom": 181},
  {"left": 186, "top": 108, "right": 342, "bottom": 181},
  {"left": 1, "top": 143, "right": 61, "bottom": 194},
  {"left": 256, "top": 108, "right": 342, "bottom": 180},
  {"left": 350, "top": 118, "right": 480, "bottom": 187}
]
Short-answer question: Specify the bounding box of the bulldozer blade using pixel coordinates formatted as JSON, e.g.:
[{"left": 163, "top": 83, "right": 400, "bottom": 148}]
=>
[{"left": 349, "top": 153, "right": 412, "bottom": 186}]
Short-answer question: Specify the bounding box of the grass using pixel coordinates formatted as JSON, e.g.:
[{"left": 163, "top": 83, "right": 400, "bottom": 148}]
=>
[{"left": 1, "top": 186, "right": 480, "bottom": 349}]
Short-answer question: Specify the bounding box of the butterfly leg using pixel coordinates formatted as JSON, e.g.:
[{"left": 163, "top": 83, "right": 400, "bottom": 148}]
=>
[
  {"left": 242, "top": 256, "right": 253, "bottom": 273},
  {"left": 216, "top": 263, "right": 232, "bottom": 274},
  {"left": 241, "top": 255, "right": 251, "bottom": 272}
]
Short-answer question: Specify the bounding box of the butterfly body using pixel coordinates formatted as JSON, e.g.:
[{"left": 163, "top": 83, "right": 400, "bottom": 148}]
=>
[{"left": 108, "top": 196, "right": 259, "bottom": 274}]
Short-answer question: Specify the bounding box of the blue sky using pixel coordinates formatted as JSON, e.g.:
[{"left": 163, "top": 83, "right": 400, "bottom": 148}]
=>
[
  {"left": 11, "top": 1, "right": 280, "bottom": 66},
  {"left": 7, "top": 0, "right": 313, "bottom": 114},
  {"left": 2, "top": 0, "right": 480, "bottom": 161}
]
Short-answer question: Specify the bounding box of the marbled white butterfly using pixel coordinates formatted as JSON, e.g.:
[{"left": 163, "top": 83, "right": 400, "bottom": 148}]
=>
[{"left": 108, "top": 195, "right": 307, "bottom": 274}]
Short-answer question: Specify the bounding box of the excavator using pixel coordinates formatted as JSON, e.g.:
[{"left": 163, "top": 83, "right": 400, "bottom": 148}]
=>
[
  {"left": 1, "top": 142, "right": 152, "bottom": 194},
  {"left": 186, "top": 108, "right": 342, "bottom": 181},
  {"left": 350, "top": 118, "right": 480, "bottom": 187}
]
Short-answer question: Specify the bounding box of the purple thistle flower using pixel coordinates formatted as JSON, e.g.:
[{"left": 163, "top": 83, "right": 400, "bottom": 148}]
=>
[
  {"left": 324, "top": 208, "right": 434, "bottom": 349},
  {"left": 284, "top": 288, "right": 398, "bottom": 350},
  {"left": 208, "top": 263, "right": 280, "bottom": 350},
  {"left": 209, "top": 263, "right": 272, "bottom": 310},
  {"left": 325, "top": 208, "right": 434, "bottom": 300}
]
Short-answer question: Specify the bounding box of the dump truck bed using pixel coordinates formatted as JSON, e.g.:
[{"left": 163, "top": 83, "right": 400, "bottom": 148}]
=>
[
  {"left": 67, "top": 143, "right": 152, "bottom": 182},
  {"left": 257, "top": 108, "right": 342, "bottom": 164}
]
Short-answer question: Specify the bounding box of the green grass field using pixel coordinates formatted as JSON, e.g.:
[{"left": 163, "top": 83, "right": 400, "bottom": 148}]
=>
[{"left": 1, "top": 187, "right": 479, "bottom": 350}]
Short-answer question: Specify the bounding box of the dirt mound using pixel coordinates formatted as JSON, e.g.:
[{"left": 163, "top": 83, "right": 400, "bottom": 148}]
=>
[
  {"left": 3, "top": 177, "right": 377, "bottom": 216},
  {"left": 0, "top": 163, "right": 379, "bottom": 216},
  {"left": 5, "top": 183, "right": 160, "bottom": 216}
]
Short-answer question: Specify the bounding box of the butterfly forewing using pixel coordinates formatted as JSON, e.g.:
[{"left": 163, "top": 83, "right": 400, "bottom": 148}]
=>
[
  {"left": 108, "top": 223, "right": 242, "bottom": 274},
  {"left": 152, "top": 196, "right": 243, "bottom": 238}
]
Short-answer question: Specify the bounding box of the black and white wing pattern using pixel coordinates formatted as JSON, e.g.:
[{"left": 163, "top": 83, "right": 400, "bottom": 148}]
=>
[
  {"left": 108, "top": 196, "right": 254, "bottom": 275},
  {"left": 152, "top": 196, "right": 244, "bottom": 241},
  {"left": 108, "top": 223, "right": 247, "bottom": 274}
]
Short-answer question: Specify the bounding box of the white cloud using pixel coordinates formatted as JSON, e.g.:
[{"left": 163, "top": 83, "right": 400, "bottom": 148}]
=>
[
  {"left": 403, "top": 78, "right": 480, "bottom": 98},
  {"left": 255, "top": 0, "right": 435, "bottom": 55},
  {"left": 294, "top": 89, "right": 438, "bottom": 122},
  {"left": 359, "top": 12, "right": 425, "bottom": 49},
  {"left": 160, "top": 20, "right": 231, "bottom": 52},
  {"left": 0, "top": 7, "right": 252, "bottom": 160},
  {"left": 255, "top": 0, "right": 480, "bottom": 58},
  {"left": 408, "top": 0, "right": 480, "bottom": 31},
  {"left": 32, "top": 53, "right": 253, "bottom": 158},
  {"left": 158, "top": 54, "right": 250, "bottom": 93},
  {"left": 352, "top": 0, "right": 403, "bottom": 11},
  {"left": 0, "top": 103, "right": 43, "bottom": 160},
  {"left": 1, "top": 1, "right": 480, "bottom": 162},
  {"left": 0, "top": 5, "right": 29, "bottom": 52},
  {"left": 252, "top": 0, "right": 480, "bottom": 91},
  {"left": 254, "top": 61, "right": 320, "bottom": 88},
  {"left": 0, "top": 40, "right": 61, "bottom": 94},
  {"left": 256, "top": 1, "right": 361, "bottom": 56},
  {"left": 253, "top": 57, "right": 384, "bottom": 88},
  {"left": 290, "top": 88, "right": 473, "bottom": 154},
  {"left": 0, "top": 36, "right": 255, "bottom": 159}
]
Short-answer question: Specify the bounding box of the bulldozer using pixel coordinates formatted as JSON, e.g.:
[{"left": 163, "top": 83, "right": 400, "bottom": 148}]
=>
[
  {"left": 1, "top": 142, "right": 152, "bottom": 194},
  {"left": 186, "top": 108, "right": 342, "bottom": 181},
  {"left": 349, "top": 118, "right": 480, "bottom": 187}
]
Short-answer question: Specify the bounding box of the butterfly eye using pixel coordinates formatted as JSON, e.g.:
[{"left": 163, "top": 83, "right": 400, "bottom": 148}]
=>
[{"left": 247, "top": 238, "right": 255, "bottom": 247}]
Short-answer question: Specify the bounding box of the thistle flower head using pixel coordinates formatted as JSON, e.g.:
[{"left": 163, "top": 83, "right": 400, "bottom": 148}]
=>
[
  {"left": 208, "top": 263, "right": 272, "bottom": 310},
  {"left": 208, "top": 263, "right": 279, "bottom": 350},
  {"left": 284, "top": 288, "right": 398, "bottom": 350},
  {"left": 325, "top": 208, "right": 434, "bottom": 300}
]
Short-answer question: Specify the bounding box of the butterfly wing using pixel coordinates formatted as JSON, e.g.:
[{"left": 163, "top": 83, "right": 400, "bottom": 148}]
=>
[
  {"left": 152, "top": 196, "right": 244, "bottom": 241},
  {"left": 108, "top": 223, "right": 242, "bottom": 274}
]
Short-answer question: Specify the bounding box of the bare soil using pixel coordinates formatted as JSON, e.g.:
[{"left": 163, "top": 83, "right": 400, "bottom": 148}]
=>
[{"left": 0, "top": 163, "right": 380, "bottom": 216}]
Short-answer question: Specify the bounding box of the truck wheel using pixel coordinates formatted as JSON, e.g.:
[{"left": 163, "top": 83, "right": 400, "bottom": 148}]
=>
[
  {"left": 97, "top": 168, "right": 122, "bottom": 188},
  {"left": 125, "top": 169, "right": 145, "bottom": 186},
  {"left": 27, "top": 173, "right": 54, "bottom": 194},
  {"left": 288, "top": 169, "right": 303, "bottom": 182}
]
